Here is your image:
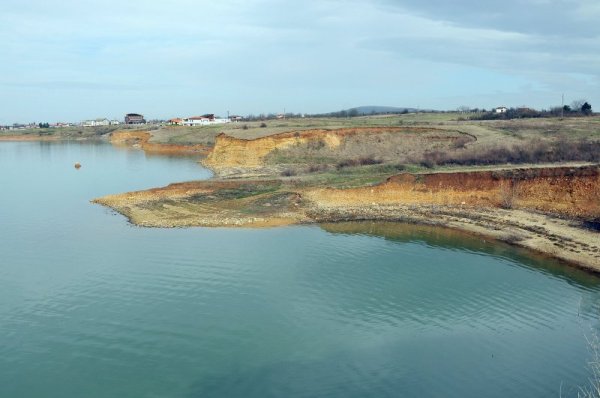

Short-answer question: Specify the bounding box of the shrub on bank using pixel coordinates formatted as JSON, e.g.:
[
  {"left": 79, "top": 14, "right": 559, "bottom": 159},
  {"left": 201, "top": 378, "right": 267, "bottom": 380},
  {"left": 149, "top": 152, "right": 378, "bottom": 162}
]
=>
[{"left": 420, "top": 139, "right": 600, "bottom": 167}]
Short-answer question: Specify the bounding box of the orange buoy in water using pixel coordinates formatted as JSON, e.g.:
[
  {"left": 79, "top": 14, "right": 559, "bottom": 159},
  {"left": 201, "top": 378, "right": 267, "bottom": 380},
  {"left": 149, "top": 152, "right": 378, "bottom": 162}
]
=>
[{"left": 74, "top": 162, "right": 81, "bottom": 169}]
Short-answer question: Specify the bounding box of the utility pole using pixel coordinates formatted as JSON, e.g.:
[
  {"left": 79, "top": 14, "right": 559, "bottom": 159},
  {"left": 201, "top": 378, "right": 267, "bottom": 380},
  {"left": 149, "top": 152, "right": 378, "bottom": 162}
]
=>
[{"left": 561, "top": 94, "right": 564, "bottom": 119}]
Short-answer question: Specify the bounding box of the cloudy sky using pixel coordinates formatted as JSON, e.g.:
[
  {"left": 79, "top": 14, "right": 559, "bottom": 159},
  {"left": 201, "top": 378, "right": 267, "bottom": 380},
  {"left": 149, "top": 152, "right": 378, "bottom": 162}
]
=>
[{"left": 1, "top": 0, "right": 598, "bottom": 123}]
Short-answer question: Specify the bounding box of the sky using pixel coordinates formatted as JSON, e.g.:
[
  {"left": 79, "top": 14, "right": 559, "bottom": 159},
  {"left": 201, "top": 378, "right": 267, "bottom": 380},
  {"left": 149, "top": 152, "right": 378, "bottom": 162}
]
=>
[{"left": 1, "top": 0, "right": 599, "bottom": 123}]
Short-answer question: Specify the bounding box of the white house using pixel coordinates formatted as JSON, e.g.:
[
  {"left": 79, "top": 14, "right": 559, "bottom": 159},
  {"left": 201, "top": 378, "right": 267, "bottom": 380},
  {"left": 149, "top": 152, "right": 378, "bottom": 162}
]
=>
[
  {"left": 183, "top": 115, "right": 231, "bottom": 126},
  {"left": 495, "top": 107, "right": 508, "bottom": 114},
  {"left": 183, "top": 116, "right": 212, "bottom": 126},
  {"left": 82, "top": 118, "right": 110, "bottom": 127}
]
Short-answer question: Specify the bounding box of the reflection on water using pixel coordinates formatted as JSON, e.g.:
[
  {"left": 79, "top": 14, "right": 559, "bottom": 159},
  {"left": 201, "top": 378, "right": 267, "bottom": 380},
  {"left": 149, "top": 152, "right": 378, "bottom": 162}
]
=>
[
  {"left": 1, "top": 141, "right": 600, "bottom": 398},
  {"left": 321, "top": 221, "right": 600, "bottom": 289}
]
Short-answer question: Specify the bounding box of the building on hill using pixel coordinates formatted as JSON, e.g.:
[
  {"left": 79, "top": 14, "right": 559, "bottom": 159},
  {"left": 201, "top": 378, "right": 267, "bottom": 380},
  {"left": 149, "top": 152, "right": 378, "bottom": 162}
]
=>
[
  {"left": 183, "top": 116, "right": 212, "bottom": 126},
  {"left": 169, "top": 118, "right": 183, "bottom": 126},
  {"left": 182, "top": 114, "right": 230, "bottom": 126},
  {"left": 82, "top": 118, "right": 110, "bottom": 127},
  {"left": 125, "top": 113, "right": 146, "bottom": 124},
  {"left": 495, "top": 106, "right": 508, "bottom": 114}
]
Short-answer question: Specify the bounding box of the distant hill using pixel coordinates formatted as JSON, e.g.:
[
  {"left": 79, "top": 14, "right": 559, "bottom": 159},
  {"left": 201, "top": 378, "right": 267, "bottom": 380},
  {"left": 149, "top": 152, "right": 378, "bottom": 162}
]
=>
[
  {"left": 309, "top": 106, "right": 421, "bottom": 118},
  {"left": 347, "top": 106, "right": 418, "bottom": 115}
]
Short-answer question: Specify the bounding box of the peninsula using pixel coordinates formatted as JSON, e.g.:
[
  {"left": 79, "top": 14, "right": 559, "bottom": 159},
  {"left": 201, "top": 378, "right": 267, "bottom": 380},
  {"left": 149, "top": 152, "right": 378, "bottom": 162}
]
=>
[{"left": 4, "top": 113, "right": 598, "bottom": 271}]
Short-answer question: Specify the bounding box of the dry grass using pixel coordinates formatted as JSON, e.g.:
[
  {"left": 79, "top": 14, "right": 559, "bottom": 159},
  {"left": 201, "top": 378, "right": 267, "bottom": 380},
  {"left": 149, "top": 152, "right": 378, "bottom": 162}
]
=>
[
  {"left": 578, "top": 333, "right": 600, "bottom": 397},
  {"left": 263, "top": 128, "right": 473, "bottom": 169},
  {"left": 421, "top": 138, "right": 600, "bottom": 168}
]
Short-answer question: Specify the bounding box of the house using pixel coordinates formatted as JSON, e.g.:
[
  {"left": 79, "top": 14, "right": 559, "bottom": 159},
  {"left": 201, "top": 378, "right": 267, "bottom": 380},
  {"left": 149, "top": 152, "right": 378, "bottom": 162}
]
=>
[
  {"left": 168, "top": 118, "right": 183, "bottom": 126},
  {"left": 495, "top": 106, "right": 508, "bottom": 114},
  {"left": 125, "top": 113, "right": 146, "bottom": 124},
  {"left": 229, "top": 115, "right": 243, "bottom": 122},
  {"left": 182, "top": 114, "right": 231, "bottom": 126},
  {"left": 182, "top": 116, "right": 212, "bottom": 126},
  {"left": 82, "top": 118, "right": 110, "bottom": 127}
]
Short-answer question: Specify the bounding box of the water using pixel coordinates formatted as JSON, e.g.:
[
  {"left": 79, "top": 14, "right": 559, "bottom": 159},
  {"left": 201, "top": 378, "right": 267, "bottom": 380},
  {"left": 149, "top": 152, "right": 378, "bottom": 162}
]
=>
[{"left": 1, "top": 141, "right": 599, "bottom": 398}]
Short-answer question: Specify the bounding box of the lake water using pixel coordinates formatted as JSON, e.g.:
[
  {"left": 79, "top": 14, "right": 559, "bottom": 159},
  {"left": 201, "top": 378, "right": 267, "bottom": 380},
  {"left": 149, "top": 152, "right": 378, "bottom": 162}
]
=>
[{"left": 1, "top": 141, "right": 600, "bottom": 398}]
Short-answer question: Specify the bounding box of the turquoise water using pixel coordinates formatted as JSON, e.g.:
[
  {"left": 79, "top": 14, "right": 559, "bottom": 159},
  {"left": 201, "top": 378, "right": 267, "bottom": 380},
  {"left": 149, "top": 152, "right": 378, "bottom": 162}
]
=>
[{"left": 1, "top": 141, "right": 599, "bottom": 397}]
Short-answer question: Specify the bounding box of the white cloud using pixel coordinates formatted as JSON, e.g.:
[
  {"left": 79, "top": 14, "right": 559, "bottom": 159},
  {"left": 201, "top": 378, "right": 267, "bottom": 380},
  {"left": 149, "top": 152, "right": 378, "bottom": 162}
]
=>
[{"left": 0, "top": 0, "right": 598, "bottom": 122}]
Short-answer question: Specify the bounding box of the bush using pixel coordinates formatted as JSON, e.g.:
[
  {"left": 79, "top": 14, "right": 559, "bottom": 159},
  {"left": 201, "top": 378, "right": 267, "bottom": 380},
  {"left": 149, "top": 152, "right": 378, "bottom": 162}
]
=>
[
  {"left": 358, "top": 156, "right": 382, "bottom": 166},
  {"left": 280, "top": 169, "right": 297, "bottom": 177},
  {"left": 260, "top": 122, "right": 267, "bottom": 128},
  {"left": 337, "top": 159, "right": 359, "bottom": 169},
  {"left": 336, "top": 156, "right": 383, "bottom": 170},
  {"left": 308, "top": 164, "right": 329, "bottom": 173},
  {"left": 419, "top": 139, "right": 600, "bottom": 167}
]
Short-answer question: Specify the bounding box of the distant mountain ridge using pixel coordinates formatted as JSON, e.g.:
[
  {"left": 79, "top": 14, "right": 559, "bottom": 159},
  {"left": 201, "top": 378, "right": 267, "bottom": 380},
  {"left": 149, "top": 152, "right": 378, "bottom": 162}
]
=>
[{"left": 347, "top": 106, "right": 418, "bottom": 114}]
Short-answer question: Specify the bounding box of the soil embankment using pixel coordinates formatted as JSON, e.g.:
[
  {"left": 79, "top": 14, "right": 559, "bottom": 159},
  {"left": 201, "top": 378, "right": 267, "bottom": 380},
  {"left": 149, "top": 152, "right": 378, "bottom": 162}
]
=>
[
  {"left": 110, "top": 131, "right": 210, "bottom": 155},
  {"left": 204, "top": 127, "right": 474, "bottom": 175},
  {"left": 304, "top": 166, "right": 600, "bottom": 220}
]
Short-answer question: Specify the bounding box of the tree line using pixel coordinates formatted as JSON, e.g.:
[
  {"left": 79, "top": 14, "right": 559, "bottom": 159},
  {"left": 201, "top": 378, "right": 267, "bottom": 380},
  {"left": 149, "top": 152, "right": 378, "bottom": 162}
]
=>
[{"left": 469, "top": 100, "right": 592, "bottom": 121}]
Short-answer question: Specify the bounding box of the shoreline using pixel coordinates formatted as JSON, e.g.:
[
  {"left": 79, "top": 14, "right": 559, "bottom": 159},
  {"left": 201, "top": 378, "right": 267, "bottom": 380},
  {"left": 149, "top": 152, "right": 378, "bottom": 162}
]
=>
[
  {"left": 93, "top": 199, "right": 600, "bottom": 272},
  {"left": 92, "top": 165, "right": 600, "bottom": 272},
  {"left": 4, "top": 126, "right": 597, "bottom": 272},
  {"left": 308, "top": 205, "right": 600, "bottom": 273},
  {"left": 0, "top": 134, "right": 61, "bottom": 141}
]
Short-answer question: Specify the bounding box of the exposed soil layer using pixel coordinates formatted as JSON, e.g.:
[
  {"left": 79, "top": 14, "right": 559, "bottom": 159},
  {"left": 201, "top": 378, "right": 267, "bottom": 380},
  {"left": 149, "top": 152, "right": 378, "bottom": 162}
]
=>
[
  {"left": 110, "top": 131, "right": 210, "bottom": 155},
  {"left": 93, "top": 165, "right": 600, "bottom": 271},
  {"left": 305, "top": 166, "right": 600, "bottom": 220},
  {"left": 204, "top": 127, "right": 474, "bottom": 175}
]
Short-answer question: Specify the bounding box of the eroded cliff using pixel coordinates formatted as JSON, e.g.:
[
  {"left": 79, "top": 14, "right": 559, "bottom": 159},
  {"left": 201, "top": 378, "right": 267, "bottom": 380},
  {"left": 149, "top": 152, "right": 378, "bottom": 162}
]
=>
[{"left": 203, "top": 127, "right": 473, "bottom": 174}]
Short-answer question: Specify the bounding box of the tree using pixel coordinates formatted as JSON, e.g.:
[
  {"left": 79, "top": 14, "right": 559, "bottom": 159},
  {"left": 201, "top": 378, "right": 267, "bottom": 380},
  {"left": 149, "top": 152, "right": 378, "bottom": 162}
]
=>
[
  {"left": 348, "top": 108, "right": 358, "bottom": 117},
  {"left": 571, "top": 99, "right": 586, "bottom": 112},
  {"left": 582, "top": 102, "right": 592, "bottom": 116}
]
